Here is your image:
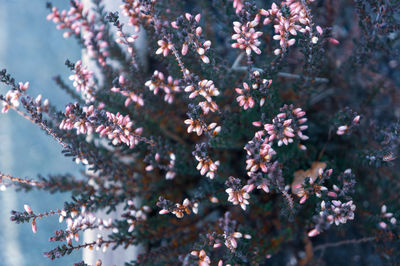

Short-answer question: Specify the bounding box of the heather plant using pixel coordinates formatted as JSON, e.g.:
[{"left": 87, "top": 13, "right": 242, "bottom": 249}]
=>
[{"left": 0, "top": 0, "right": 400, "bottom": 265}]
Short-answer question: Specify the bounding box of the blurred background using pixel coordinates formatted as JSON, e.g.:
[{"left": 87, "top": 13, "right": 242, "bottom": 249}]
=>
[{"left": 0, "top": 1, "right": 83, "bottom": 265}]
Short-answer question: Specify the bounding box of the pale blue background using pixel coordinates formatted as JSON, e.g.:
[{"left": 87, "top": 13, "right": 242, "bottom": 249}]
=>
[{"left": 0, "top": 1, "right": 84, "bottom": 265}]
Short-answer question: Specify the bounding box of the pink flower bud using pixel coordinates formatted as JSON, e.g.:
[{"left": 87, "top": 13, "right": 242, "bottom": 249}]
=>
[
  {"left": 32, "top": 220, "right": 37, "bottom": 234},
  {"left": 274, "top": 49, "right": 281, "bottom": 55},
  {"left": 300, "top": 195, "right": 308, "bottom": 204},
  {"left": 195, "top": 14, "right": 201, "bottom": 23},
  {"left": 159, "top": 209, "right": 169, "bottom": 215},
  {"left": 328, "top": 191, "right": 337, "bottom": 198},
  {"left": 195, "top": 27, "right": 202, "bottom": 36},
  {"left": 245, "top": 184, "right": 255, "bottom": 193},
  {"left": 171, "top": 21, "right": 179, "bottom": 29},
  {"left": 260, "top": 9, "right": 269, "bottom": 16},
  {"left": 287, "top": 39, "right": 296, "bottom": 46},
  {"left": 203, "top": 40, "right": 211, "bottom": 49},
  {"left": 379, "top": 221, "right": 387, "bottom": 229},
  {"left": 293, "top": 184, "right": 302, "bottom": 189},
  {"left": 308, "top": 228, "right": 319, "bottom": 237},
  {"left": 24, "top": 204, "right": 33, "bottom": 214},
  {"left": 180, "top": 43, "right": 188, "bottom": 55},
  {"left": 329, "top": 38, "right": 340, "bottom": 45},
  {"left": 316, "top": 26, "right": 323, "bottom": 35}
]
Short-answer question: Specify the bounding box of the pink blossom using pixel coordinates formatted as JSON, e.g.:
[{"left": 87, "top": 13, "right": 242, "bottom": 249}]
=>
[{"left": 232, "top": 17, "right": 263, "bottom": 55}]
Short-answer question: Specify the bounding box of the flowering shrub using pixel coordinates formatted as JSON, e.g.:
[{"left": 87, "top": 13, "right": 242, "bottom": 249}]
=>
[{"left": 1, "top": 0, "right": 400, "bottom": 265}]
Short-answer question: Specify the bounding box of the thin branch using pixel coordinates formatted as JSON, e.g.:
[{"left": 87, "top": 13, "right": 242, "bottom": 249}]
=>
[
  {"left": 0, "top": 172, "right": 43, "bottom": 188},
  {"left": 313, "top": 236, "right": 376, "bottom": 251},
  {"left": 230, "top": 52, "right": 329, "bottom": 83},
  {"left": 277, "top": 72, "right": 329, "bottom": 83}
]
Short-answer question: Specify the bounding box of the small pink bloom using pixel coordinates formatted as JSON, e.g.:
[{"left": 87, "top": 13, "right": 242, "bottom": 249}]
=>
[
  {"left": 308, "top": 228, "right": 319, "bottom": 237},
  {"left": 32, "top": 220, "right": 37, "bottom": 234},
  {"left": 24, "top": 204, "right": 33, "bottom": 214}
]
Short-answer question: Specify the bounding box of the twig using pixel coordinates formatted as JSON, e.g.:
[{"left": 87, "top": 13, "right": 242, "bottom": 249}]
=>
[
  {"left": 231, "top": 53, "right": 264, "bottom": 73},
  {"left": 230, "top": 53, "right": 329, "bottom": 83},
  {"left": 277, "top": 72, "right": 329, "bottom": 83},
  {"left": 0, "top": 172, "right": 43, "bottom": 187},
  {"left": 313, "top": 236, "right": 376, "bottom": 251}
]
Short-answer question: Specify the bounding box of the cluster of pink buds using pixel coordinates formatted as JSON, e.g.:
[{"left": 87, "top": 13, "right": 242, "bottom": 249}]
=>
[
  {"left": 60, "top": 103, "right": 143, "bottom": 148},
  {"left": 145, "top": 152, "right": 176, "bottom": 179},
  {"left": 184, "top": 120, "right": 220, "bottom": 136},
  {"left": 325, "top": 200, "right": 356, "bottom": 225},
  {"left": 295, "top": 168, "right": 331, "bottom": 204},
  {"left": 235, "top": 77, "right": 271, "bottom": 110},
  {"left": 379, "top": 205, "right": 397, "bottom": 229},
  {"left": 190, "top": 250, "right": 211, "bottom": 266},
  {"left": 1, "top": 82, "right": 31, "bottom": 113},
  {"left": 47, "top": 2, "right": 88, "bottom": 38},
  {"left": 47, "top": 2, "right": 109, "bottom": 66},
  {"left": 65, "top": 213, "right": 98, "bottom": 245},
  {"left": 126, "top": 202, "right": 151, "bottom": 232},
  {"left": 165, "top": 152, "right": 176, "bottom": 180},
  {"left": 233, "top": 0, "right": 244, "bottom": 14},
  {"left": 23, "top": 205, "right": 37, "bottom": 233},
  {"left": 159, "top": 198, "right": 198, "bottom": 219},
  {"left": 195, "top": 155, "right": 220, "bottom": 179},
  {"left": 111, "top": 75, "right": 144, "bottom": 107},
  {"left": 96, "top": 111, "right": 143, "bottom": 148},
  {"left": 59, "top": 104, "right": 94, "bottom": 135},
  {"left": 223, "top": 231, "right": 243, "bottom": 251},
  {"left": 1, "top": 90, "right": 21, "bottom": 113},
  {"left": 244, "top": 139, "right": 276, "bottom": 176},
  {"left": 82, "top": 25, "right": 109, "bottom": 66},
  {"left": 185, "top": 79, "right": 220, "bottom": 114},
  {"left": 116, "top": 30, "right": 138, "bottom": 45},
  {"left": 18, "top": 81, "right": 29, "bottom": 91},
  {"left": 236, "top": 83, "right": 255, "bottom": 110},
  {"left": 69, "top": 60, "right": 96, "bottom": 103},
  {"left": 258, "top": 105, "right": 308, "bottom": 147},
  {"left": 232, "top": 15, "right": 263, "bottom": 55},
  {"left": 337, "top": 115, "right": 360, "bottom": 135},
  {"left": 145, "top": 70, "right": 181, "bottom": 104},
  {"left": 56, "top": 206, "right": 116, "bottom": 250},
  {"left": 260, "top": 0, "right": 320, "bottom": 55},
  {"left": 120, "top": 0, "right": 156, "bottom": 32},
  {"left": 308, "top": 199, "right": 356, "bottom": 237},
  {"left": 115, "top": 29, "right": 139, "bottom": 66},
  {"left": 156, "top": 39, "right": 173, "bottom": 57},
  {"left": 33, "top": 94, "right": 50, "bottom": 114},
  {"left": 171, "top": 13, "right": 212, "bottom": 64},
  {"left": 184, "top": 118, "right": 204, "bottom": 136},
  {"left": 225, "top": 180, "right": 251, "bottom": 210}
]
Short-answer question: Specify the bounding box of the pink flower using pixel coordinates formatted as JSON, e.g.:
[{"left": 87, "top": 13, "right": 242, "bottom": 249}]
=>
[
  {"left": 24, "top": 204, "right": 33, "bottom": 214},
  {"left": 226, "top": 184, "right": 251, "bottom": 210},
  {"left": 191, "top": 250, "right": 211, "bottom": 266},
  {"left": 236, "top": 83, "right": 255, "bottom": 110},
  {"left": 307, "top": 228, "right": 320, "bottom": 237},
  {"left": 195, "top": 155, "right": 220, "bottom": 179},
  {"left": 263, "top": 105, "right": 308, "bottom": 146},
  {"left": 232, "top": 17, "right": 263, "bottom": 55},
  {"left": 156, "top": 40, "right": 172, "bottom": 57},
  {"left": 145, "top": 71, "right": 181, "bottom": 103},
  {"left": 224, "top": 231, "right": 243, "bottom": 250},
  {"left": 185, "top": 118, "right": 204, "bottom": 136},
  {"left": 19, "top": 82, "right": 29, "bottom": 91},
  {"left": 32, "top": 220, "right": 37, "bottom": 234},
  {"left": 233, "top": 0, "right": 244, "bottom": 14}
]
